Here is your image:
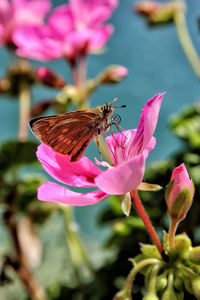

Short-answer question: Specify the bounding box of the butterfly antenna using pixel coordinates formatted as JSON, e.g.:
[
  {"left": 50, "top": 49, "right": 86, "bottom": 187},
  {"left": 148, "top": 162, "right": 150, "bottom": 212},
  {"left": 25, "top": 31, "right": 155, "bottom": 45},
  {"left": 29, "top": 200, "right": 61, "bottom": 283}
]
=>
[
  {"left": 113, "top": 104, "right": 126, "bottom": 109},
  {"left": 110, "top": 97, "right": 118, "bottom": 104}
]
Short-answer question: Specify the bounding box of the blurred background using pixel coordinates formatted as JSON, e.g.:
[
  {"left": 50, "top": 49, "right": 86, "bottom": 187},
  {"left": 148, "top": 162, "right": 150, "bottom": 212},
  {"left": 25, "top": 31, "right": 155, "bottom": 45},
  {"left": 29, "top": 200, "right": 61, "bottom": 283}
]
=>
[{"left": 0, "top": 0, "right": 200, "bottom": 299}]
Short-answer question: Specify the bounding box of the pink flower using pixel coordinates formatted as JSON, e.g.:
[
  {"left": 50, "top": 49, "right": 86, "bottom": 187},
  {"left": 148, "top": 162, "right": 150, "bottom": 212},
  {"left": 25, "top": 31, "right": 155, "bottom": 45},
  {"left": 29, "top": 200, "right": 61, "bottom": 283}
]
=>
[
  {"left": 0, "top": 0, "right": 51, "bottom": 48},
  {"left": 165, "top": 163, "right": 194, "bottom": 222},
  {"left": 37, "top": 93, "right": 164, "bottom": 206},
  {"left": 14, "top": 0, "right": 118, "bottom": 61}
]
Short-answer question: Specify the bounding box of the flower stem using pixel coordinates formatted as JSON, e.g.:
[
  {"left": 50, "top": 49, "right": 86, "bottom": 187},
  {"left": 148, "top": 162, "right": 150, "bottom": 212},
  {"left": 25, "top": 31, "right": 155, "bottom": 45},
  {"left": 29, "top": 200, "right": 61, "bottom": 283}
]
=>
[
  {"left": 146, "top": 263, "right": 161, "bottom": 294},
  {"left": 174, "top": 8, "right": 200, "bottom": 79},
  {"left": 168, "top": 219, "right": 178, "bottom": 250},
  {"left": 79, "top": 54, "right": 87, "bottom": 88},
  {"left": 18, "top": 80, "right": 31, "bottom": 141},
  {"left": 130, "top": 190, "right": 166, "bottom": 260},
  {"left": 3, "top": 210, "right": 46, "bottom": 300},
  {"left": 69, "top": 59, "right": 80, "bottom": 87},
  {"left": 61, "top": 205, "right": 94, "bottom": 281},
  {"left": 114, "top": 258, "right": 160, "bottom": 299}
]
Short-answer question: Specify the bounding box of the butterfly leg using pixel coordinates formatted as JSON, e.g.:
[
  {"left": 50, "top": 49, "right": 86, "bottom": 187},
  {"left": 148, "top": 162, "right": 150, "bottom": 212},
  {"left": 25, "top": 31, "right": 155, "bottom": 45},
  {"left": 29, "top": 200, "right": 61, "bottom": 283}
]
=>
[
  {"left": 109, "top": 125, "right": 125, "bottom": 149},
  {"left": 109, "top": 120, "right": 127, "bottom": 139},
  {"left": 95, "top": 136, "right": 103, "bottom": 162}
]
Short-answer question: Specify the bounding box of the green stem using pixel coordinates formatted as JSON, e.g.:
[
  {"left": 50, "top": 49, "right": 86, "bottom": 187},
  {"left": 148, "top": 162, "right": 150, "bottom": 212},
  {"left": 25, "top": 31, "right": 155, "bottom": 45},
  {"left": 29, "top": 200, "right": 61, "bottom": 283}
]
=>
[
  {"left": 115, "top": 259, "right": 160, "bottom": 299},
  {"left": 174, "top": 8, "right": 200, "bottom": 79},
  {"left": 168, "top": 219, "right": 178, "bottom": 250},
  {"left": 130, "top": 191, "right": 166, "bottom": 260},
  {"left": 146, "top": 263, "right": 161, "bottom": 294},
  {"left": 18, "top": 80, "right": 31, "bottom": 141},
  {"left": 177, "top": 263, "right": 197, "bottom": 279},
  {"left": 61, "top": 205, "right": 93, "bottom": 279}
]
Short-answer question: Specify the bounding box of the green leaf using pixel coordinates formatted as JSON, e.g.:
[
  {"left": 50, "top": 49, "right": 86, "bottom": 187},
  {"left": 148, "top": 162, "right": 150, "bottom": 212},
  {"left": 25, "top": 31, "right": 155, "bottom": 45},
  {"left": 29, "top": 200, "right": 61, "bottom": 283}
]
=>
[
  {"left": 17, "top": 175, "right": 53, "bottom": 224},
  {"left": 138, "top": 182, "right": 163, "bottom": 192},
  {"left": 119, "top": 193, "right": 131, "bottom": 217},
  {"left": 170, "top": 103, "right": 200, "bottom": 148},
  {"left": 140, "top": 244, "right": 162, "bottom": 259}
]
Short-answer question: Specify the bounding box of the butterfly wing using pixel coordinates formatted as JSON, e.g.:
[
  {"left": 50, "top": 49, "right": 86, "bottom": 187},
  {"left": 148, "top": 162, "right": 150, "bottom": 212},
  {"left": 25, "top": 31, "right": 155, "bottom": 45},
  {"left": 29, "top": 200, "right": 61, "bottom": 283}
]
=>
[{"left": 30, "top": 110, "right": 100, "bottom": 161}]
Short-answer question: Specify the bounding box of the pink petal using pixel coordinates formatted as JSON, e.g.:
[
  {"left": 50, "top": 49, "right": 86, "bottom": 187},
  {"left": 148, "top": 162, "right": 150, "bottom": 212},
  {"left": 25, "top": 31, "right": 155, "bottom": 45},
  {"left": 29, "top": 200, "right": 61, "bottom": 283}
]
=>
[
  {"left": 14, "top": 26, "right": 62, "bottom": 61},
  {"left": 48, "top": 5, "right": 74, "bottom": 38},
  {"left": 37, "top": 144, "right": 102, "bottom": 188},
  {"left": 14, "top": 0, "right": 51, "bottom": 24},
  {"left": 143, "top": 136, "right": 156, "bottom": 159},
  {"left": 106, "top": 129, "right": 136, "bottom": 164},
  {"left": 127, "top": 93, "right": 164, "bottom": 158},
  {"left": 89, "top": 7, "right": 113, "bottom": 26},
  {"left": 25, "top": 1, "right": 51, "bottom": 20},
  {"left": 88, "top": 25, "right": 113, "bottom": 49},
  {"left": 95, "top": 154, "right": 145, "bottom": 194},
  {"left": 38, "top": 182, "right": 108, "bottom": 206}
]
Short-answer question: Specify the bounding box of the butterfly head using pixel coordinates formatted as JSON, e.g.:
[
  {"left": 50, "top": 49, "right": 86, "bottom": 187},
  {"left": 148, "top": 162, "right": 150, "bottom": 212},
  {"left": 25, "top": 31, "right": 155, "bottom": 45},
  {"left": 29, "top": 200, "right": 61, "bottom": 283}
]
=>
[{"left": 100, "top": 103, "right": 115, "bottom": 116}]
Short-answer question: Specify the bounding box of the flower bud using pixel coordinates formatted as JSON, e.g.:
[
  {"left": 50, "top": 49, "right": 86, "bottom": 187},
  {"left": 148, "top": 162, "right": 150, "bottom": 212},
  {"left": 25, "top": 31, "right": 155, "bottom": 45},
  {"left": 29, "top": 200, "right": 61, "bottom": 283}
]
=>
[
  {"left": 156, "top": 272, "right": 168, "bottom": 292},
  {"left": 173, "top": 276, "right": 183, "bottom": 292},
  {"left": 143, "top": 292, "right": 159, "bottom": 300},
  {"left": 165, "top": 164, "right": 194, "bottom": 222},
  {"left": 100, "top": 65, "right": 128, "bottom": 84},
  {"left": 188, "top": 246, "right": 200, "bottom": 265},
  {"left": 0, "top": 78, "right": 10, "bottom": 95},
  {"left": 36, "top": 67, "right": 66, "bottom": 89},
  {"left": 191, "top": 277, "right": 200, "bottom": 298},
  {"left": 174, "top": 233, "right": 192, "bottom": 257},
  {"left": 134, "top": 1, "right": 185, "bottom": 26},
  {"left": 161, "top": 283, "right": 178, "bottom": 300},
  {"left": 31, "top": 99, "right": 56, "bottom": 117},
  {"left": 134, "top": 1, "right": 160, "bottom": 16}
]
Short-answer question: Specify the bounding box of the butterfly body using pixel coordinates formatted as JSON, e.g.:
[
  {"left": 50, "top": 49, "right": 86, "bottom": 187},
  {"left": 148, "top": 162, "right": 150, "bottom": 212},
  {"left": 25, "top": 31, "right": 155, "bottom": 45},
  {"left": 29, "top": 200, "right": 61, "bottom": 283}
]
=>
[{"left": 29, "top": 103, "right": 115, "bottom": 162}]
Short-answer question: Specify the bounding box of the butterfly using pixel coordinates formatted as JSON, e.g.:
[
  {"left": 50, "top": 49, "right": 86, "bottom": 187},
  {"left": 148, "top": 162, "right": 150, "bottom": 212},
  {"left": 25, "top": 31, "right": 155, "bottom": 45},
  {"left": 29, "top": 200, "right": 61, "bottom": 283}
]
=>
[{"left": 29, "top": 100, "right": 126, "bottom": 162}]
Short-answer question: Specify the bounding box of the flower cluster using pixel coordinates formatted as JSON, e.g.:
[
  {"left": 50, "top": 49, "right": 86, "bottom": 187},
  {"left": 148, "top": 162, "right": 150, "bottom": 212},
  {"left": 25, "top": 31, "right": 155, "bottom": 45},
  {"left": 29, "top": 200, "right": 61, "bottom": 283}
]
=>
[{"left": 13, "top": 0, "right": 118, "bottom": 62}]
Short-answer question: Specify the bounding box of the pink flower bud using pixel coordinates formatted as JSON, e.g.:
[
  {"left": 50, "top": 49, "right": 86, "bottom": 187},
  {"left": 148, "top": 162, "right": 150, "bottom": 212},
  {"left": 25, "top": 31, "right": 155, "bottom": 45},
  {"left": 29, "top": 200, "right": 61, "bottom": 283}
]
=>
[
  {"left": 134, "top": 1, "right": 160, "bottom": 16},
  {"left": 36, "top": 67, "right": 66, "bottom": 89},
  {"left": 134, "top": 1, "right": 184, "bottom": 26},
  {"left": 101, "top": 65, "right": 128, "bottom": 84},
  {"left": 0, "top": 78, "right": 10, "bottom": 94},
  {"left": 31, "top": 99, "right": 56, "bottom": 117},
  {"left": 165, "top": 163, "right": 194, "bottom": 222}
]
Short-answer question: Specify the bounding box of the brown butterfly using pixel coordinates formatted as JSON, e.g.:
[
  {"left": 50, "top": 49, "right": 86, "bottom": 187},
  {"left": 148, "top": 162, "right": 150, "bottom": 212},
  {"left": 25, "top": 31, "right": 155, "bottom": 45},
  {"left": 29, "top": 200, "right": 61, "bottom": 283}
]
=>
[{"left": 29, "top": 101, "right": 126, "bottom": 162}]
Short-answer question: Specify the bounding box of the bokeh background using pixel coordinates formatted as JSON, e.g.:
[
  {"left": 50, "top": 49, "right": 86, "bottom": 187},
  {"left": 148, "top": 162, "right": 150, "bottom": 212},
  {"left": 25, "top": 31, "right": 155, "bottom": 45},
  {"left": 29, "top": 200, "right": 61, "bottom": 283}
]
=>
[{"left": 0, "top": 0, "right": 200, "bottom": 299}]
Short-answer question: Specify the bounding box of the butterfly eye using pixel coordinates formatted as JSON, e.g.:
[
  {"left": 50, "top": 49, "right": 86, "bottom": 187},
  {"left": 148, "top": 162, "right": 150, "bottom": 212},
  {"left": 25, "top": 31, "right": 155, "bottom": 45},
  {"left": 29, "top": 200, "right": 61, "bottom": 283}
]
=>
[{"left": 103, "top": 105, "right": 111, "bottom": 114}]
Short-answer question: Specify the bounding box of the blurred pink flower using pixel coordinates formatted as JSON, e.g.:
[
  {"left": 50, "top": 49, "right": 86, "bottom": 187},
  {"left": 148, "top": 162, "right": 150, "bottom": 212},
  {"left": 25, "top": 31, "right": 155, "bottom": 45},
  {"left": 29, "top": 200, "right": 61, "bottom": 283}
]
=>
[
  {"left": 0, "top": 0, "right": 51, "bottom": 48},
  {"left": 37, "top": 93, "right": 164, "bottom": 206},
  {"left": 14, "top": 0, "right": 118, "bottom": 61}
]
